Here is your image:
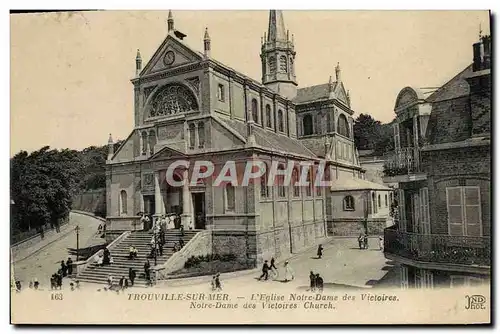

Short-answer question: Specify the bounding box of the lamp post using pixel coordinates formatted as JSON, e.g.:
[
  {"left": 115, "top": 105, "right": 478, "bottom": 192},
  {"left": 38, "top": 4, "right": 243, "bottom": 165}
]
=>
[{"left": 75, "top": 225, "right": 80, "bottom": 261}]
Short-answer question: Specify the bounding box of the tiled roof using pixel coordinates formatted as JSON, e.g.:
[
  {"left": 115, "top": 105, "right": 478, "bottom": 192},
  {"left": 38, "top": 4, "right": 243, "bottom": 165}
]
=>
[
  {"left": 252, "top": 126, "right": 317, "bottom": 158},
  {"left": 331, "top": 177, "right": 391, "bottom": 192},
  {"left": 425, "top": 64, "right": 473, "bottom": 103},
  {"left": 217, "top": 117, "right": 317, "bottom": 159},
  {"left": 293, "top": 83, "right": 334, "bottom": 104}
]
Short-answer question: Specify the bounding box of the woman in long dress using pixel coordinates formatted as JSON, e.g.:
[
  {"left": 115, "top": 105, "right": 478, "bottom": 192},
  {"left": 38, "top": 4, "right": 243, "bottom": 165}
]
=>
[{"left": 283, "top": 261, "right": 294, "bottom": 282}]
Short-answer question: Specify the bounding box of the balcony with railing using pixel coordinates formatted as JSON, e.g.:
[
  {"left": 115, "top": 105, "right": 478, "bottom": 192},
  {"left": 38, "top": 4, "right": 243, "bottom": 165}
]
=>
[
  {"left": 384, "top": 226, "right": 490, "bottom": 273},
  {"left": 383, "top": 147, "right": 426, "bottom": 182}
]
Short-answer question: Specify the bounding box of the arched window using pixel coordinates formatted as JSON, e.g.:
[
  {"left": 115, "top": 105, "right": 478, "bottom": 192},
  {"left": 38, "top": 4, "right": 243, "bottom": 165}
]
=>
[
  {"left": 268, "top": 56, "right": 276, "bottom": 73},
  {"left": 198, "top": 122, "right": 205, "bottom": 148},
  {"left": 305, "top": 168, "right": 313, "bottom": 197},
  {"left": 141, "top": 131, "right": 148, "bottom": 155},
  {"left": 337, "top": 114, "right": 350, "bottom": 137},
  {"left": 378, "top": 194, "right": 381, "bottom": 208},
  {"left": 385, "top": 194, "right": 388, "bottom": 207},
  {"left": 343, "top": 195, "right": 355, "bottom": 211},
  {"left": 303, "top": 114, "right": 313, "bottom": 136},
  {"left": 120, "top": 190, "right": 128, "bottom": 215},
  {"left": 265, "top": 105, "right": 272, "bottom": 128},
  {"left": 260, "top": 163, "right": 269, "bottom": 198},
  {"left": 148, "top": 130, "right": 156, "bottom": 155},
  {"left": 149, "top": 84, "right": 198, "bottom": 117},
  {"left": 188, "top": 123, "right": 196, "bottom": 149},
  {"left": 277, "top": 164, "right": 286, "bottom": 198},
  {"left": 292, "top": 167, "right": 300, "bottom": 197},
  {"left": 225, "top": 184, "right": 235, "bottom": 212},
  {"left": 279, "top": 55, "right": 287, "bottom": 72},
  {"left": 277, "top": 109, "right": 284, "bottom": 132},
  {"left": 251, "top": 99, "right": 259, "bottom": 123}
]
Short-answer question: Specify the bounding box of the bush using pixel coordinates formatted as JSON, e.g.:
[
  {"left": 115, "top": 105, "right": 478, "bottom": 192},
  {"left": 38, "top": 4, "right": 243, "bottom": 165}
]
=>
[{"left": 184, "top": 253, "right": 238, "bottom": 269}]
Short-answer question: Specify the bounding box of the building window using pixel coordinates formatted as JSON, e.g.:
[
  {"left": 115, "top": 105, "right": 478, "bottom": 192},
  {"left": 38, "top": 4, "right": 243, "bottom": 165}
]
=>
[
  {"left": 260, "top": 163, "right": 269, "bottom": 199},
  {"left": 305, "top": 169, "right": 313, "bottom": 197},
  {"left": 120, "top": 190, "right": 127, "bottom": 215},
  {"left": 141, "top": 131, "right": 147, "bottom": 155},
  {"left": 303, "top": 114, "right": 313, "bottom": 136},
  {"left": 279, "top": 55, "right": 287, "bottom": 72},
  {"left": 343, "top": 195, "right": 355, "bottom": 211},
  {"left": 292, "top": 167, "right": 300, "bottom": 198},
  {"left": 316, "top": 169, "right": 322, "bottom": 197},
  {"left": 277, "top": 109, "right": 284, "bottom": 132},
  {"left": 225, "top": 184, "right": 235, "bottom": 212},
  {"left": 378, "top": 194, "right": 381, "bottom": 208},
  {"left": 217, "top": 84, "right": 225, "bottom": 102},
  {"left": 251, "top": 98, "right": 259, "bottom": 123},
  {"left": 450, "top": 276, "right": 484, "bottom": 288},
  {"left": 277, "top": 164, "right": 286, "bottom": 198},
  {"left": 385, "top": 194, "right": 388, "bottom": 207},
  {"left": 268, "top": 56, "right": 276, "bottom": 73},
  {"left": 266, "top": 105, "right": 272, "bottom": 128},
  {"left": 337, "top": 113, "right": 350, "bottom": 137},
  {"left": 446, "top": 186, "right": 482, "bottom": 237},
  {"left": 372, "top": 192, "right": 377, "bottom": 214},
  {"left": 188, "top": 123, "right": 196, "bottom": 149},
  {"left": 148, "top": 130, "right": 156, "bottom": 155},
  {"left": 198, "top": 122, "right": 205, "bottom": 148},
  {"left": 149, "top": 84, "right": 198, "bottom": 117}
]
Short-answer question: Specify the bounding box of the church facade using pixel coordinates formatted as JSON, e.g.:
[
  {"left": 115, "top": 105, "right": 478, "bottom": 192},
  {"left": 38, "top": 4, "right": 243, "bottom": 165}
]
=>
[{"left": 105, "top": 10, "right": 365, "bottom": 264}]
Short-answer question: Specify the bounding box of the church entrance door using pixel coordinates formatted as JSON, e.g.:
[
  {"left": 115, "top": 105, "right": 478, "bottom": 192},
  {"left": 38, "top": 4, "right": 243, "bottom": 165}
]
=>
[{"left": 192, "top": 192, "right": 206, "bottom": 229}]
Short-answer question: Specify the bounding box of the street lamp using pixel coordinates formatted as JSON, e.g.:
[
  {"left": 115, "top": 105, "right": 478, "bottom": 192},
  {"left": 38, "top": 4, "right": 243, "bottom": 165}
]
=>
[{"left": 75, "top": 225, "right": 80, "bottom": 261}]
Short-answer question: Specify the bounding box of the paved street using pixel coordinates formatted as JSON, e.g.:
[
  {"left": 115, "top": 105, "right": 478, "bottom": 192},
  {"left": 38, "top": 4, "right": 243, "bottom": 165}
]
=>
[
  {"left": 161, "top": 237, "right": 399, "bottom": 292},
  {"left": 12, "top": 212, "right": 102, "bottom": 288}
]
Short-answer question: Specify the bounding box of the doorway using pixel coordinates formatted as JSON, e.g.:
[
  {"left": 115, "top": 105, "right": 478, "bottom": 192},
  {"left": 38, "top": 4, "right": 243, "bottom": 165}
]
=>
[{"left": 192, "top": 192, "right": 206, "bottom": 229}]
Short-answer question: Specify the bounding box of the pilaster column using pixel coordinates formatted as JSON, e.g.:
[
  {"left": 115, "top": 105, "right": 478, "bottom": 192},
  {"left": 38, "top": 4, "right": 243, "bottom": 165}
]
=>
[
  {"left": 181, "top": 169, "right": 193, "bottom": 229},
  {"left": 154, "top": 171, "right": 165, "bottom": 216}
]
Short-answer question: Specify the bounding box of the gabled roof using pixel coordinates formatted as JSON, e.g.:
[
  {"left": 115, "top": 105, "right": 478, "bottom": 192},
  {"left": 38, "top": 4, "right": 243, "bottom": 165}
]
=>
[
  {"left": 425, "top": 64, "right": 473, "bottom": 103},
  {"left": 294, "top": 83, "right": 332, "bottom": 104},
  {"left": 331, "top": 177, "right": 391, "bottom": 192}
]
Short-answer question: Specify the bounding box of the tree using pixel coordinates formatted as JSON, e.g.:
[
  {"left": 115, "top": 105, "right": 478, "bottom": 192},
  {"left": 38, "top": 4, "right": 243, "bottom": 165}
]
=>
[{"left": 354, "top": 114, "right": 394, "bottom": 155}]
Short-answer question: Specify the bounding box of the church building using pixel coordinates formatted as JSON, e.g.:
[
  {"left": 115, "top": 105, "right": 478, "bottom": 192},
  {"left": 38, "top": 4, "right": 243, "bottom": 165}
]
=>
[{"left": 106, "top": 10, "right": 365, "bottom": 264}]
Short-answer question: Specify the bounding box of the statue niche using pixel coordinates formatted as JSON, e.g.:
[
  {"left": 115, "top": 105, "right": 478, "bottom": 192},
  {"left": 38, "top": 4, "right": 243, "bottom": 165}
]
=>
[{"left": 148, "top": 84, "right": 198, "bottom": 118}]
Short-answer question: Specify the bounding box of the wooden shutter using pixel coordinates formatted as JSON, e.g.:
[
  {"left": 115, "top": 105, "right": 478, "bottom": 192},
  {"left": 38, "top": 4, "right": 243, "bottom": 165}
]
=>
[
  {"left": 464, "top": 187, "right": 482, "bottom": 237},
  {"left": 446, "top": 187, "right": 465, "bottom": 236},
  {"left": 398, "top": 189, "right": 406, "bottom": 232},
  {"left": 419, "top": 188, "right": 431, "bottom": 234}
]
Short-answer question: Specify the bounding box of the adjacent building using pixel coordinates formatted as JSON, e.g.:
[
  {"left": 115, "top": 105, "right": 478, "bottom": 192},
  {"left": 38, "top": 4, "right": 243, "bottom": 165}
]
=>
[{"left": 383, "top": 34, "right": 491, "bottom": 288}]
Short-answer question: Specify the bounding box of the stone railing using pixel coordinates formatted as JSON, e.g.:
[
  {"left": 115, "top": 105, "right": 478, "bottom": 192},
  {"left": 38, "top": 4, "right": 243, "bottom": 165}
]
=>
[
  {"left": 383, "top": 147, "right": 421, "bottom": 176},
  {"left": 384, "top": 227, "right": 490, "bottom": 267},
  {"left": 154, "top": 230, "right": 211, "bottom": 280},
  {"left": 72, "top": 231, "right": 131, "bottom": 277}
]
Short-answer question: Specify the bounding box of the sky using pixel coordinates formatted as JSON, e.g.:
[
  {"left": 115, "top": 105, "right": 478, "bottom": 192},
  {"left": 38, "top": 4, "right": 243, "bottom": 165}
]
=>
[{"left": 10, "top": 10, "right": 490, "bottom": 155}]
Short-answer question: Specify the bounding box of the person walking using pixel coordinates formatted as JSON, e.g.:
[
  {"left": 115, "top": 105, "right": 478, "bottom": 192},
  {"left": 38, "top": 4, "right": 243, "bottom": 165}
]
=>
[
  {"left": 309, "top": 271, "right": 316, "bottom": 292},
  {"left": 258, "top": 260, "right": 270, "bottom": 281},
  {"left": 66, "top": 257, "right": 73, "bottom": 276},
  {"left": 144, "top": 260, "right": 151, "bottom": 282},
  {"left": 315, "top": 274, "right": 324, "bottom": 293},
  {"left": 364, "top": 234, "right": 369, "bottom": 250},
  {"left": 317, "top": 244, "right": 324, "bottom": 259},
  {"left": 378, "top": 236, "right": 384, "bottom": 251},
  {"left": 215, "top": 273, "right": 222, "bottom": 291},
  {"left": 358, "top": 233, "right": 364, "bottom": 250},
  {"left": 128, "top": 268, "right": 136, "bottom": 286},
  {"left": 270, "top": 257, "right": 278, "bottom": 279},
  {"left": 60, "top": 260, "right": 68, "bottom": 277},
  {"left": 283, "top": 261, "right": 294, "bottom": 282}
]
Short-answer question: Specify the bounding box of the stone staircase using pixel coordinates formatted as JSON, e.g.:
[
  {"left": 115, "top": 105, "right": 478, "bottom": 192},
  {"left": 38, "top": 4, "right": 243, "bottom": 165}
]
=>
[{"left": 77, "top": 230, "right": 199, "bottom": 287}]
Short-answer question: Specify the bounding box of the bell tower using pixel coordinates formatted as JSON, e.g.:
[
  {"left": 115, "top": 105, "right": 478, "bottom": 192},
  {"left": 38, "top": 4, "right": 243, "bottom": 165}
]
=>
[{"left": 260, "top": 10, "right": 297, "bottom": 100}]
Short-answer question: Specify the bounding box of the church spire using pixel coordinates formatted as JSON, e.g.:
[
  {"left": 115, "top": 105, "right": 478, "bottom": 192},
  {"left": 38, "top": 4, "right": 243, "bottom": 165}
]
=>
[
  {"left": 203, "top": 27, "right": 211, "bottom": 58},
  {"left": 267, "top": 10, "right": 287, "bottom": 42},
  {"left": 261, "top": 10, "right": 297, "bottom": 100},
  {"left": 167, "top": 10, "right": 174, "bottom": 33},
  {"left": 135, "top": 49, "right": 142, "bottom": 77}
]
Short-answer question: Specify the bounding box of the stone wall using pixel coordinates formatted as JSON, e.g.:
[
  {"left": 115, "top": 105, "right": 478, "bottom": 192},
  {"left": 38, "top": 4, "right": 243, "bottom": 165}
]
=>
[
  {"left": 72, "top": 188, "right": 106, "bottom": 216},
  {"left": 328, "top": 217, "right": 389, "bottom": 236}
]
